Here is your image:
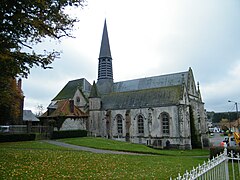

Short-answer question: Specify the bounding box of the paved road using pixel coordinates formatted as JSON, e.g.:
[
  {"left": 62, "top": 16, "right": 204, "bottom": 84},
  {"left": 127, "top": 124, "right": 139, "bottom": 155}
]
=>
[
  {"left": 209, "top": 132, "right": 224, "bottom": 147},
  {"left": 43, "top": 140, "right": 147, "bottom": 155}
]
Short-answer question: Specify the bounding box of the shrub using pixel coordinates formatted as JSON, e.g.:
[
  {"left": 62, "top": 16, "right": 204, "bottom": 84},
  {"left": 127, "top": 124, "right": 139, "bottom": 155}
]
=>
[
  {"left": 0, "top": 133, "right": 36, "bottom": 142},
  {"left": 51, "top": 130, "right": 87, "bottom": 139},
  {"left": 210, "top": 146, "right": 240, "bottom": 159}
]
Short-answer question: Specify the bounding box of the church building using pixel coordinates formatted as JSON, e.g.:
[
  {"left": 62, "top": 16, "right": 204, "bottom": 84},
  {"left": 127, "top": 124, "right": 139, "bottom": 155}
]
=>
[{"left": 41, "top": 20, "right": 208, "bottom": 149}]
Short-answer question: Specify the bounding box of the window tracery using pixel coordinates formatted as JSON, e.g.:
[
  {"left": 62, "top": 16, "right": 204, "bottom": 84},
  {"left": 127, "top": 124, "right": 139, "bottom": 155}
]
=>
[
  {"left": 116, "top": 114, "right": 123, "bottom": 134},
  {"left": 161, "top": 112, "right": 169, "bottom": 135},
  {"left": 138, "top": 115, "right": 144, "bottom": 134}
]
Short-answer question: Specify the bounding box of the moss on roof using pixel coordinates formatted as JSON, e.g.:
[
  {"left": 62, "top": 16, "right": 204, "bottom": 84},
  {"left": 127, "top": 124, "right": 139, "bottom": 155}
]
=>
[
  {"left": 89, "top": 81, "right": 100, "bottom": 98},
  {"left": 101, "top": 85, "right": 183, "bottom": 110},
  {"left": 53, "top": 79, "right": 87, "bottom": 101}
]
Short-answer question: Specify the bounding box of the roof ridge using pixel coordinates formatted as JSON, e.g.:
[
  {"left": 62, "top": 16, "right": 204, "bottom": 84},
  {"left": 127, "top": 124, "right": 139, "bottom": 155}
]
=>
[
  {"left": 114, "top": 70, "right": 188, "bottom": 84},
  {"left": 68, "top": 78, "right": 85, "bottom": 82}
]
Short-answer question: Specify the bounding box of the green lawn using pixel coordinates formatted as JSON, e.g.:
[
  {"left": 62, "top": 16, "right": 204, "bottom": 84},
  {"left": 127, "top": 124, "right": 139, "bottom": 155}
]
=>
[
  {"left": 59, "top": 137, "right": 209, "bottom": 156},
  {"left": 0, "top": 140, "right": 70, "bottom": 150},
  {"left": 0, "top": 140, "right": 207, "bottom": 179}
]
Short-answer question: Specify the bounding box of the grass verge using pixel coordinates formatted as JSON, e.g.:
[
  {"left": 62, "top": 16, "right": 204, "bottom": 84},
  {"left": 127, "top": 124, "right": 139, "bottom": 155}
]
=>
[
  {"left": 59, "top": 137, "right": 209, "bottom": 156},
  {"left": 0, "top": 140, "right": 70, "bottom": 150},
  {"left": 0, "top": 146, "right": 206, "bottom": 179}
]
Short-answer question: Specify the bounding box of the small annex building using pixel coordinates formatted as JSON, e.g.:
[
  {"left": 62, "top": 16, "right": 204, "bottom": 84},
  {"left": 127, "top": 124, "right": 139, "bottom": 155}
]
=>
[
  {"left": 41, "top": 20, "right": 208, "bottom": 149},
  {"left": 40, "top": 98, "right": 89, "bottom": 131},
  {"left": 23, "top": 110, "right": 40, "bottom": 125}
]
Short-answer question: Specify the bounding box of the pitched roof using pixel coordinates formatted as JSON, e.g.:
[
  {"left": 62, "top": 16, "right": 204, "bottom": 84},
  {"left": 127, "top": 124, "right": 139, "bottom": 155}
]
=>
[
  {"left": 41, "top": 100, "right": 88, "bottom": 118},
  {"left": 89, "top": 81, "right": 100, "bottom": 98},
  {"left": 113, "top": 71, "right": 188, "bottom": 93},
  {"left": 23, "top": 110, "right": 40, "bottom": 121},
  {"left": 52, "top": 78, "right": 91, "bottom": 101},
  {"left": 101, "top": 85, "right": 183, "bottom": 110}
]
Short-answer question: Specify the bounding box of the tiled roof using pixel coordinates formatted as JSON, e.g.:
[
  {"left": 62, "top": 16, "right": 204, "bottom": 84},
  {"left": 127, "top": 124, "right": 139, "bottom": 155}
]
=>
[
  {"left": 101, "top": 85, "right": 183, "bottom": 110},
  {"left": 41, "top": 100, "right": 88, "bottom": 118}
]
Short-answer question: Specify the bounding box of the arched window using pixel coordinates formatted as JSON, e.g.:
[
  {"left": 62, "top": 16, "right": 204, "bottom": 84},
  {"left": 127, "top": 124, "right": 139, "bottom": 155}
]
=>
[
  {"left": 76, "top": 96, "right": 80, "bottom": 105},
  {"left": 138, "top": 115, "right": 144, "bottom": 134},
  {"left": 76, "top": 96, "right": 80, "bottom": 103},
  {"left": 116, "top": 115, "right": 123, "bottom": 134},
  {"left": 162, "top": 113, "right": 169, "bottom": 134}
]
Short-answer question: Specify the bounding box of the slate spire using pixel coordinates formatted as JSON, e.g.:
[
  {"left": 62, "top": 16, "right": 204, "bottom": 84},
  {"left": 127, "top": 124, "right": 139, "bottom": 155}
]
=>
[
  {"left": 98, "top": 19, "right": 113, "bottom": 81},
  {"left": 99, "top": 19, "right": 112, "bottom": 58}
]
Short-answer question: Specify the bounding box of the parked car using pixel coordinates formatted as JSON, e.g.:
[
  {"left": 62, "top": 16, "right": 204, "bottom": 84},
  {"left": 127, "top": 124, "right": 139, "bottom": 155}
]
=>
[
  {"left": 220, "top": 141, "right": 227, "bottom": 147},
  {"left": 222, "top": 136, "right": 237, "bottom": 147},
  {"left": 0, "top": 126, "right": 10, "bottom": 133}
]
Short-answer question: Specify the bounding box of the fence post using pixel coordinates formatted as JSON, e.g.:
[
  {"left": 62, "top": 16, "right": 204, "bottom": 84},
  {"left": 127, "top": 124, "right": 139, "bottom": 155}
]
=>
[
  {"left": 237, "top": 153, "right": 240, "bottom": 176},
  {"left": 170, "top": 145, "right": 239, "bottom": 180},
  {"left": 224, "top": 147, "right": 229, "bottom": 180},
  {"left": 27, "top": 121, "right": 32, "bottom": 133}
]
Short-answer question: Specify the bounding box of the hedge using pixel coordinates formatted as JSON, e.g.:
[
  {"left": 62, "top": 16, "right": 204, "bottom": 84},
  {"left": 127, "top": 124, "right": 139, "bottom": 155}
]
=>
[
  {"left": 0, "top": 133, "right": 36, "bottom": 142},
  {"left": 210, "top": 146, "right": 240, "bottom": 159},
  {"left": 51, "top": 130, "right": 87, "bottom": 139}
]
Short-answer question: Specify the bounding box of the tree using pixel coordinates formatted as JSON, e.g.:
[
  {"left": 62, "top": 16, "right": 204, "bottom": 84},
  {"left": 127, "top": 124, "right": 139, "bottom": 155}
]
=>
[
  {"left": 0, "top": 0, "right": 86, "bottom": 124},
  {"left": 0, "top": 78, "right": 23, "bottom": 125},
  {"left": 0, "top": 0, "right": 85, "bottom": 78},
  {"left": 220, "top": 119, "right": 230, "bottom": 131},
  {"left": 212, "top": 112, "right": 238, "bottom": 123},
  {"left": 36, "top": 104, "right": 44, "bottom": 117}
]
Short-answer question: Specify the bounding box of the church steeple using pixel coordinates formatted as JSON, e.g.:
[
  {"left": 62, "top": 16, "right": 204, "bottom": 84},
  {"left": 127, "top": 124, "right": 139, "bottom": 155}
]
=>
[
  {"left": 98, "top": 19, "right": 113, "bottom": 81},
  {"left": 99, "top": 19, "right": 112, "bottom": 59}
]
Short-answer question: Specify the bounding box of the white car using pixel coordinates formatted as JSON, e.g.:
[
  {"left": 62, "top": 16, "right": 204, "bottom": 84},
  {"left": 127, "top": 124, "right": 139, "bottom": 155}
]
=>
[{"left": 0, "top": 126, "right": 10, "bottom": 133}]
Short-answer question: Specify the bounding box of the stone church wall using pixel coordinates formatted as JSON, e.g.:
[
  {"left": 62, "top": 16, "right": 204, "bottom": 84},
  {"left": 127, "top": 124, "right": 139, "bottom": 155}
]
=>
[
  {"left": 89, "top": 110, "right": 107, "bottom": 137},
  {"left": 60, "top": 118, "right": 87, "bottom": 131},
  {"left": 89, "top": 105, "right": 192, "bottom": 149},
  {"left": 73, "top": 89, "right": 87, "bottom": 112},
  {"left": 189, "top": 99, "right": 208, "bottom": 148}
]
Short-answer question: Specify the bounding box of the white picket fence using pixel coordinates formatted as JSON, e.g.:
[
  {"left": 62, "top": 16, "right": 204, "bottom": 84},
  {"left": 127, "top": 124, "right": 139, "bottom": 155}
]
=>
[{"left": 170, "top": 148, "right": 240, "bottom": 180}]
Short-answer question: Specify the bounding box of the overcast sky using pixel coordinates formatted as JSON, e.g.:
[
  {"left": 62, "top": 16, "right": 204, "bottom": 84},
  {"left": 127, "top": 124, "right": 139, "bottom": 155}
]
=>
[{"left": 22, "top": 0, "right": 240, "bottom": 114}]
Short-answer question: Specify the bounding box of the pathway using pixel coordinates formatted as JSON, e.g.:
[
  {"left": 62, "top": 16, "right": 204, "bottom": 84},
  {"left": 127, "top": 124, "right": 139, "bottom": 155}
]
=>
[{"left": 43, "top": 140, "right": 147, "bottom": 155}]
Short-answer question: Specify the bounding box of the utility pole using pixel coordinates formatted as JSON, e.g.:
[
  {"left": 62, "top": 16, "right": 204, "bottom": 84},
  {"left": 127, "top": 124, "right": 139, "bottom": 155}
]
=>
[{"left": 228, "top": 100, "right": 239, "bottom": 132}]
